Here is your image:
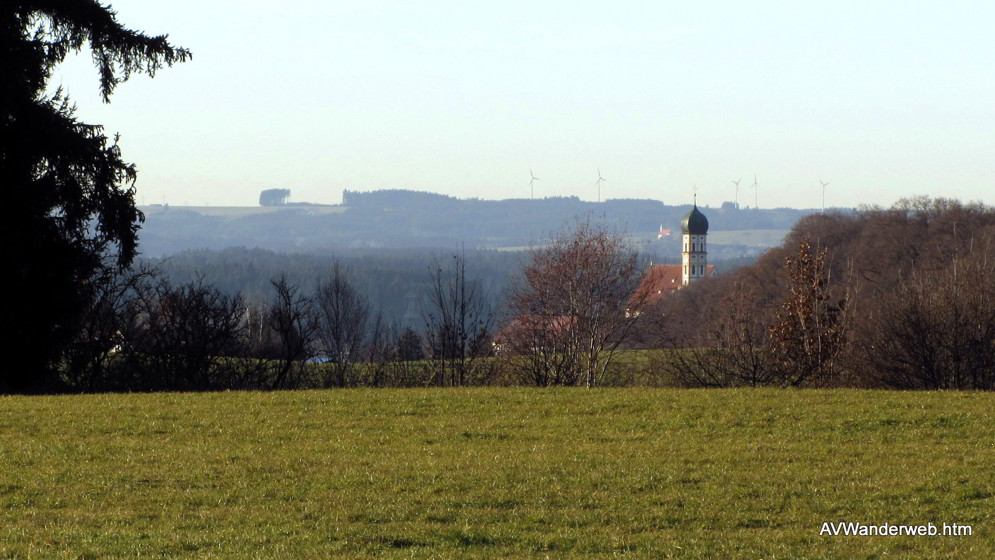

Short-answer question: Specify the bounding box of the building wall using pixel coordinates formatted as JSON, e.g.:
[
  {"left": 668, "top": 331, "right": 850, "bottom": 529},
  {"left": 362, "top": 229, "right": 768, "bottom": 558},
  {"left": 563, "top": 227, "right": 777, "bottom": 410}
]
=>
[{"left": 681, "top": 233, "right": 707, "bottom": 285}]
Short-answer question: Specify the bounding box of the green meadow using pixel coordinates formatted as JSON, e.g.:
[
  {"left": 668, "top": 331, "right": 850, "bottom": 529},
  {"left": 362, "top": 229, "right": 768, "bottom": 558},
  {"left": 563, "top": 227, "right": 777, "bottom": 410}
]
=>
[{"left": 1, "top": 388, "right": 992, "bottom": 559}]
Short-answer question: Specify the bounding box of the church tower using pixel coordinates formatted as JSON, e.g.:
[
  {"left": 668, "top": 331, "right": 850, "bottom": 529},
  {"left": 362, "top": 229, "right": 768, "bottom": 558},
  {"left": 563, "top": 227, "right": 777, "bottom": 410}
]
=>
[{"left": 680, "top": 197, "right": 709, "bottom": 285}]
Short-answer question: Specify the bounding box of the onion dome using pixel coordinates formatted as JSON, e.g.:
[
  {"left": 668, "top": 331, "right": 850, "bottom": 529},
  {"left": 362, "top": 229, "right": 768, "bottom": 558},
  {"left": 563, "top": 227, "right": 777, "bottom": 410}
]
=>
[{"left": 680, "top": 204, "right": 709, "bottom": 235}]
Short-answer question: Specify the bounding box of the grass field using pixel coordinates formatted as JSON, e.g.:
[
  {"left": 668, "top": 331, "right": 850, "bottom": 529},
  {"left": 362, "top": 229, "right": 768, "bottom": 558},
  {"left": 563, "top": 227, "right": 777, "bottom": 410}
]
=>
[{"left": 1, "top": 389, "right": 992, "bottom": 558}]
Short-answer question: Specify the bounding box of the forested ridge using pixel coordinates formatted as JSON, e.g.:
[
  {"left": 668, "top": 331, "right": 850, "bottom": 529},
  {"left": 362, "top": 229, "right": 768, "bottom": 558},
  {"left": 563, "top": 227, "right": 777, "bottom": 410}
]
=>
[{"left": 138, "top": 189, "right": 818, "bottom": 257}]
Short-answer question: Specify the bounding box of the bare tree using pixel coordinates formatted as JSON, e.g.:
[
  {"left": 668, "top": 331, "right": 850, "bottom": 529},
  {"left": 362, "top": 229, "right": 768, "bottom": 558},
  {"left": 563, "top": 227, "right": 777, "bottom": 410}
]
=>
[
  {"left": 860, "top": 243, "right": 995, "bottom": 390},
  {"left": 121, "top": 276, "right": 246, "bottom": 391},
  {"left": 423, "top": 249, "right": 494, "bottom": 386},
  {"left": 657, "top": 278, "right": 779, "bottom": 388},
  {"left": 363, "top": 312, "right": 392, "bottom": 387},
  {"left": 498, "top": 313, "right": 581, "bottom": 386},
  {"left": 262, "top": 276, "right": 319, "bottom": 389},
  {"left": 62, "top": 262, "right": 161, "bottom": 391},
  {"left": 768, "top": 241, "right": 850, "bottom": 387},
  {"left": 505, "top": 220, "right": 646, "bottom": 387},
  {"left": 316, "top": 263, "right": 370, "bottom": 388},
  {"left": 382, "top": 326, "right": 431, "bottom": 387}
]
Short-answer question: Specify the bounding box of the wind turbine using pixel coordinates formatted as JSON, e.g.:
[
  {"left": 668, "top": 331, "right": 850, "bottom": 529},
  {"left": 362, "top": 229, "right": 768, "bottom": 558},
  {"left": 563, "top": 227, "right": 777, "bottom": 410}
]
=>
[
  {"left": 596, "top": 169, "right": 607, "bottom": 203},
  {"left": 752, "top": 175, "right": 758, "bottom": 209},
  {"left": 820, "top": 180, "right": 829, "bottom": 213},
  {"left": 529, "top": 169, "right": 540, "bottom": 200},
  {"left": 732, "top": 178, "right": 741, "bottom": 208}
]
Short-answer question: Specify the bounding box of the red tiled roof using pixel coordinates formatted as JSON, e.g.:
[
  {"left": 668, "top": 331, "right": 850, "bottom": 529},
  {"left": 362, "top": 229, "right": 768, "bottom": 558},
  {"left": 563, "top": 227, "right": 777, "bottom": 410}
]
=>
[
  {"left": 494, "top": 315, "right": 576, "bottom": 345},
  {"left": 634, "top": 264, "right": 683, "bottom": 305},
  {"left": 633, "top": 264, "right": 715, "bottom": 306}
]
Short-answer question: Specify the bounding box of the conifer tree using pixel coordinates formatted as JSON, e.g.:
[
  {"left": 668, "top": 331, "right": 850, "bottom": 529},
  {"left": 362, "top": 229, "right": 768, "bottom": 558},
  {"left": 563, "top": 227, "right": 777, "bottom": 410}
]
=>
[{"left": 1, "top": 2, "right": 189, "bottom": 390}]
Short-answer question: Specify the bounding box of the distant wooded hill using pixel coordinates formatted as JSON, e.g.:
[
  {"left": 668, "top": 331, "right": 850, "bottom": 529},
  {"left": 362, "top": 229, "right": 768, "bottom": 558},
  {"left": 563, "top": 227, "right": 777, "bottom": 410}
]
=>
[
  {"left": 144, "top": 246, "right": 523, "bottom": 329},
  {"left": 137, "top": 189, "right": 825, "bottom": 258}
]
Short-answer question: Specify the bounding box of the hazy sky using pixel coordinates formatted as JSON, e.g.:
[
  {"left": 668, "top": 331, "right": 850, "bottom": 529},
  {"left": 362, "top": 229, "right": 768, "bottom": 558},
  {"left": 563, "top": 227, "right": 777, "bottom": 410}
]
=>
[{"left": 53, "top": 1, "right": 995, "bottom": 209}]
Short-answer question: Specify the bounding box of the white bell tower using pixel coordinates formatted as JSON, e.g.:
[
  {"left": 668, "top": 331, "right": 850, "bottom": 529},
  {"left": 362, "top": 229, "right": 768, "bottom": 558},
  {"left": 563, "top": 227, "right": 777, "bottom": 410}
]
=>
[{"left": 680, "top": 195, "right": 709, "bottom": 286}]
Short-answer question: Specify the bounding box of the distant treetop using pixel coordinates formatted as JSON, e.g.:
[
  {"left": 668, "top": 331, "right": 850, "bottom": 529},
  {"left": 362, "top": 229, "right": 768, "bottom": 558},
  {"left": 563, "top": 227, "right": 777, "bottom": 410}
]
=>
[{"left": 259, "top": 188, "right": 290, "bottom": 206}]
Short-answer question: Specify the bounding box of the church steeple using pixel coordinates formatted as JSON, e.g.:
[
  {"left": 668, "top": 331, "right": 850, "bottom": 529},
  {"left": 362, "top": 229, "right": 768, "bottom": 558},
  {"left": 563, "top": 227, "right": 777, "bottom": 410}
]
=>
[{"left": 680, "top": 198, "right": 709, "bottom": 285}]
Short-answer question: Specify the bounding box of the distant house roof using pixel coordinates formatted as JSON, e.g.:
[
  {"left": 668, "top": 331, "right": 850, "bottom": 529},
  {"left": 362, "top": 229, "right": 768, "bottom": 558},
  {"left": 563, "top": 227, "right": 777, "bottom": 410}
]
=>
[
  {"left": 493, "top": 315, "right": 577, "bottom": 354},
  {"left": 495, "top": 315, "right": 576, "bottom": 345},
  {"left": 633, "top": 263, "right": 716, "bottom": 306}
]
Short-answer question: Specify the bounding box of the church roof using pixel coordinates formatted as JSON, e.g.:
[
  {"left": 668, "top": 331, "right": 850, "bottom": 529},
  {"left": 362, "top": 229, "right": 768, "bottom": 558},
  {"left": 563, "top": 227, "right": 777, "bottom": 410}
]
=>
[
  {"left": 634, "top": 265, "right": 683, "bottom": 305},
  {"left": 633, "top": 263, "right": 717, "bottom": 306},
  {"left": 680, "top": 204, "right": 709, "bottom": 234}
]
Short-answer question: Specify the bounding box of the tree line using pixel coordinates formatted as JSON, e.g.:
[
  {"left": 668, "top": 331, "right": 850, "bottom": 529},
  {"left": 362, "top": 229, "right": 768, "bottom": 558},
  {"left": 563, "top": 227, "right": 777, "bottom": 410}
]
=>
[
  {"left": 643, "top": 197, "right": 995, "bottom": 390},
  {"left": 5, "top": 198, "right": 995, "bottom": 393},
  {"left": 46, "top": 254, "right": 477, "bottom": 392},
  {"left": 7, "top": 221, "right": 647, "bottom": 392}
]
